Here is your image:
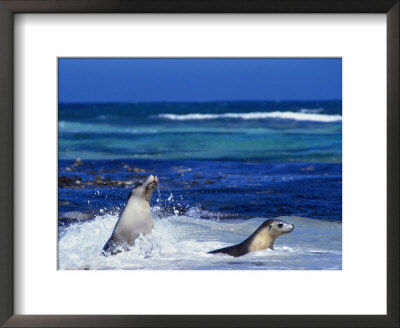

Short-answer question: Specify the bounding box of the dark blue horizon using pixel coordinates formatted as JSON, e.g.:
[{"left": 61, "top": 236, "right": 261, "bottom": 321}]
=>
[{"left": 58, "top": 58, "right": 342, "bottom": 103}]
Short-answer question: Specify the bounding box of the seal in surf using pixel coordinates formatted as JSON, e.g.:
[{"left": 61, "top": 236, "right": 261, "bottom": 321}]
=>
[
  {"left": 208, "top": 219, "right": 294, "bottom": 257},
  {"left": 102, "top": 175, "right": 158, "bottom": 256}
]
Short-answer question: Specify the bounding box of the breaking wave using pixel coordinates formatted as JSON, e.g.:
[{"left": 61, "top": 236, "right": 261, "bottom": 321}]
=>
[{"left": 156, "top": 111, "right": 342, "bottom": 122}]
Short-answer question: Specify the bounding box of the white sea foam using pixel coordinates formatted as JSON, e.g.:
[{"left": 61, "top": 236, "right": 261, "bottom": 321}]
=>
[
  {"left": 156, "top": 111, "right": 342, "bottom": 122},
  {"left": 58, "top": 213, "right": 342, "bottom": 270}
]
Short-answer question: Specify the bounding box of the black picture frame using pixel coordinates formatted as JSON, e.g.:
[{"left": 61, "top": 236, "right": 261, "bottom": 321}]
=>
[{"left": 0, "top": 1, "right": 398, "bottom": 327}]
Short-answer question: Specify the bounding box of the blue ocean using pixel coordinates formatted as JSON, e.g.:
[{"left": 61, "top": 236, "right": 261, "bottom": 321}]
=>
[{"left": 58, "top": 100, "right": 342, "bottom": 270}]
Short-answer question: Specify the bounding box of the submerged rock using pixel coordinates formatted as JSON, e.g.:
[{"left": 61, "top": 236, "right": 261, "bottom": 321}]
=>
[{"left": 59, "top": 176, "right": 82, "bottom": 188}]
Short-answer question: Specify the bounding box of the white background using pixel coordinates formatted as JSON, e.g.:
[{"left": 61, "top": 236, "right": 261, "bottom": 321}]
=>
[{"left": 14, "top": 14, "right": 387, "bottom": 315}]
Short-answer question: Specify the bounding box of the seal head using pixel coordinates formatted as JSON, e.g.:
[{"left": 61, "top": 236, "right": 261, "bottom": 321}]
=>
[
  {"left": 208, "top": 219, "right": 294, "bottom": 257},
  {"left": 102, "top": 174, "right": 158, "bottom": 256}
]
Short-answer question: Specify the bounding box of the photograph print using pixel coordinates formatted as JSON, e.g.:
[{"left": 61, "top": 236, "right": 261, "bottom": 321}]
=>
[{"left": 58, "top": 58, "right": 342, "bottom": 270}]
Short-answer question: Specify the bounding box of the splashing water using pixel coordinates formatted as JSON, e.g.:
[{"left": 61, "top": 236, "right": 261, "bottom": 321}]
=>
[
  {"left": 157, "top": 182, "right": 161, "bottom": 203},
  {"left": 58, "top": 209, "right": 341, "bottom": 270}
]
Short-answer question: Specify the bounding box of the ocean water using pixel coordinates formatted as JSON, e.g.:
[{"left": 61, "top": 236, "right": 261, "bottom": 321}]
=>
[
  {"left": 59, "top": 101, "right": 342, "bottom": 163},
  {"left": 58, "top": 101, "right": 342, "bottom": 270},
  {"left": 59, "top": 214, "right": 341, "bottom": 270}
]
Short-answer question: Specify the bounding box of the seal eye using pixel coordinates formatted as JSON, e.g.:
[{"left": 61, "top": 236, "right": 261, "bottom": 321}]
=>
[{"left": 278, "top": 223, "right": 283, "bottom": 228}]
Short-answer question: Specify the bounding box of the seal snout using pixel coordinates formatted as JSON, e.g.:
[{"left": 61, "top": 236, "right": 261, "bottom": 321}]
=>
[
  {"left": 145, "top": 174, "right": 158, "bottom": 190},
  {"left": 282, "top": 223, "right": 294, "bottom": 233},
  {"left": 148, "top": 174, "right": 158, "bottom": 184}
]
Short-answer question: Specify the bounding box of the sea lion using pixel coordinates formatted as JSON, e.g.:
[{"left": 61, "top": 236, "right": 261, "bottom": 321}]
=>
[
  {"left": 208, "top": 219, "right": 294, "bottom": 257},
  {"left": 102, "top": 174, "right": 158, "bottom": 256}
]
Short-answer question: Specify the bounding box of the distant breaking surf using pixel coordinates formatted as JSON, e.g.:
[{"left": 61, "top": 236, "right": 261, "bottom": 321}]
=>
[{"left": 156, "top": 111, "right": 342, "bottom": 122}]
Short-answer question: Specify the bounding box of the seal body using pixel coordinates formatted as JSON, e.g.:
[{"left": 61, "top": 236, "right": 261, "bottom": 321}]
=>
[
  {"left": 208, "top": 219, "right": 294, "bottom": 257},
  {"left": 102, "top": 175, "right": 158, "bottom": 256}
]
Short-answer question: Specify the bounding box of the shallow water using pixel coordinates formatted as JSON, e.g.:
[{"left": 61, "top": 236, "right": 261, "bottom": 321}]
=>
[
  {"left": 58, "top": 213, "right": 341, "bottom": 270},
  {"left": 58, "top": 100, "right": 342, "bottom": 163}
]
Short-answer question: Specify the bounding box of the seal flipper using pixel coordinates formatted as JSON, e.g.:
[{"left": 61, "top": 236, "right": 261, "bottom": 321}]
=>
[{"left": 102, "top": 237, "right": 127, "bottom": 256}]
